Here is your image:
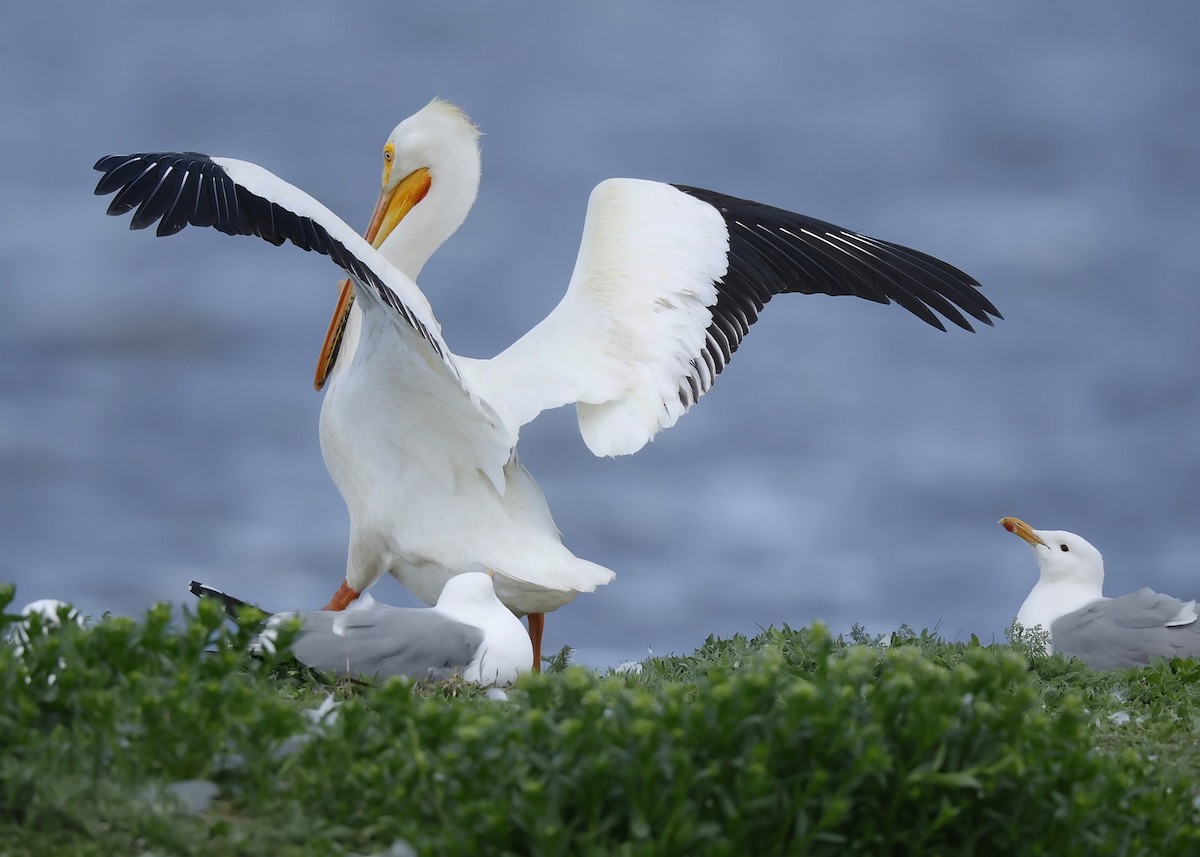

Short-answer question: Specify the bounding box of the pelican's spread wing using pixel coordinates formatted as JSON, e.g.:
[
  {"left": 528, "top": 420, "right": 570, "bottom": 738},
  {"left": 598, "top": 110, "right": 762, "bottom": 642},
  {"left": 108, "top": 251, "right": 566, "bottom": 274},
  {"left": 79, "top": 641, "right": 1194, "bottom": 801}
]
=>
[
  {"left": 461, "top": 178, "right": 999, "bottom": 457},
  {"left": 94, "top": 152, "right": 520, "bottom": 488},
  {"left": 93, "top": 152, "right": 463, "bottom": 383},
  {"left": 1052, "top": 589, "right": 1200, "bottom": 669}
]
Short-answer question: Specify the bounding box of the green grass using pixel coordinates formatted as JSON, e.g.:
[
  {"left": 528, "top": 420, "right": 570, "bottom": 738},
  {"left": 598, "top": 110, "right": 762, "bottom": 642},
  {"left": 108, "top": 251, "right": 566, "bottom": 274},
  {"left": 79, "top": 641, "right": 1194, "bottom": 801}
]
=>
[{"left": 2, "top": 583, "right": 1198, "bottom": 856}]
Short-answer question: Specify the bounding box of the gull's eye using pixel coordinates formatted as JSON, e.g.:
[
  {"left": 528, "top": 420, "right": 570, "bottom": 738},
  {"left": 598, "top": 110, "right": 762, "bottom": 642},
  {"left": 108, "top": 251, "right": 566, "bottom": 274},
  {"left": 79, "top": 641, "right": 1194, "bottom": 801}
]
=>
[
  {"left": 384, "top": 149, "right": 393, "bottom": 162},
  {"left": 1060, "top": 544, "right": 1070, "bottom": 552}
]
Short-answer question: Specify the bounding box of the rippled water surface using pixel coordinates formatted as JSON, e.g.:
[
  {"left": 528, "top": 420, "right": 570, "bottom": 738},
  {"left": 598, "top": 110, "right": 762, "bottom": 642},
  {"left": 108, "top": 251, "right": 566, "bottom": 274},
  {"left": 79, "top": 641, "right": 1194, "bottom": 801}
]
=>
[{"left": 3, "top": 3, "right": 1198, "bottom": 666}]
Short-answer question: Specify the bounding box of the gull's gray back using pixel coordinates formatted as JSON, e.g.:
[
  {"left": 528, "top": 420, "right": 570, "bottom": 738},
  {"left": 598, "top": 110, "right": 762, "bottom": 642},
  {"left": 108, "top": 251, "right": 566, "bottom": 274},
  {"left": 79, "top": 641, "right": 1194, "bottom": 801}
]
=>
[
  {"left": 1052, "top": 588, "right": 1200, "bottom": 670},
  {"left": 292, "top": 607, "right": 484, "bottom": 679}
]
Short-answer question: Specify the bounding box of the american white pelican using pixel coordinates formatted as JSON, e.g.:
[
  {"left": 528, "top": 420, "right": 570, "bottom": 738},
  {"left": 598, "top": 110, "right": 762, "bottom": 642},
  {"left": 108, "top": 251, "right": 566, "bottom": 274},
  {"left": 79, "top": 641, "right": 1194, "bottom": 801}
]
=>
[
  {"left": 93, "top": 100, "right": 999, "bottom": 669},
  {"left": 190, "top": 572, "right": 532, "bottom": 685},
  {"left": 999, "top": 516, "right": 1199, "bottom": 668}
]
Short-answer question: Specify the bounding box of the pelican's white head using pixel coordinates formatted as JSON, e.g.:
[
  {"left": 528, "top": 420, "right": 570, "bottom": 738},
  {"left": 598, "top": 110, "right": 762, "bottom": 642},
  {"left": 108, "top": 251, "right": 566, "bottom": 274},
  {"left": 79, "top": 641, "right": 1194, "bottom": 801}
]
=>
[
  {"left": 371, "top": 99, "right": 482, "bottom": 279},
  {"left": 999, "top": 516, "right": 1106, "bottom": 635}
]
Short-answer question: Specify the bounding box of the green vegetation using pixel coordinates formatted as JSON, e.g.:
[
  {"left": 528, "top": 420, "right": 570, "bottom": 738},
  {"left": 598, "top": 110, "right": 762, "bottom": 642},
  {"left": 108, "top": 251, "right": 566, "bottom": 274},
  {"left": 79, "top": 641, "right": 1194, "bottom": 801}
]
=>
[{"left": 2, "top": 583, "right": 1198, "bottom": 856}]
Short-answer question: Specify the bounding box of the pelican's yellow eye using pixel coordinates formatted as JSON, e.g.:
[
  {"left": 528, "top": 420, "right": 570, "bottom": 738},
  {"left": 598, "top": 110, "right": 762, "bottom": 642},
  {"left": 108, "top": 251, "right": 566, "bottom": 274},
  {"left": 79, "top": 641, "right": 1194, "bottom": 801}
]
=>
[{"left": 381, "top": 142, "right": 396, "bottom": 189}]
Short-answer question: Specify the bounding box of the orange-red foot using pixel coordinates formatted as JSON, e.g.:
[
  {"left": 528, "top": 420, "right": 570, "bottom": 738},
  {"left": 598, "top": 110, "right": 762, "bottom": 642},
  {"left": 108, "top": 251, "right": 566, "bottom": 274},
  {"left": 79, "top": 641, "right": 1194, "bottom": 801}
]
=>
[
  {"left": 323, "top": 580, "right": 360, "bottom": 611},
  {"left": 527, "top": 612, "right": 545, "bottom": 673}
]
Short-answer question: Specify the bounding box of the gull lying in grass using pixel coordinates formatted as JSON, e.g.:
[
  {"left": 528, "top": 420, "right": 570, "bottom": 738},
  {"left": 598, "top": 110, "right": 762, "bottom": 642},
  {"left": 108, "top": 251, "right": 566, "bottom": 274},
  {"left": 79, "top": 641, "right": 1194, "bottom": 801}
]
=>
[
  {"left": 9, "top": 599, "right": 82, "bottom": 656},
  {"left": 190, "top": 571, "right": 531, "bottom": 685},
  {"left": 999, "top": 516, "right": 1200, "bottom": 669}
]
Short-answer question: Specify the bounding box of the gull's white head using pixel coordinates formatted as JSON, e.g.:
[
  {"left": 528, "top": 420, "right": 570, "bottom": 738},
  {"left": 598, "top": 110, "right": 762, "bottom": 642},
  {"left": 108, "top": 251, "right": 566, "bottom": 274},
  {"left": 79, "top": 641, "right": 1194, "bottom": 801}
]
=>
[
  {"left": 436, "top": 571, "right": 503, "bottom": 612},
  {"left": 369, "top": 99, "right": 482, "bottom": 278},
  {"left": 999, "top": 516, "right": 1106, "bottom": 635},
  {"left": 436, "top": 571, "right": 533, "bottom": 685}
]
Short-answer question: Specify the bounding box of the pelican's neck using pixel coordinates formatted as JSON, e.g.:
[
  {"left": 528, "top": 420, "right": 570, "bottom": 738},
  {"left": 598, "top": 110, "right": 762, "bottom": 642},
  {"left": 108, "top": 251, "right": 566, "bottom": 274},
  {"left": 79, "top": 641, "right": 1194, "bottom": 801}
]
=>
[
  {"left": 323, "top": 158, "right": 475, "bottom": 386},
  {"left": 379, "top": 154, "right": 480, "bottom": 281}
]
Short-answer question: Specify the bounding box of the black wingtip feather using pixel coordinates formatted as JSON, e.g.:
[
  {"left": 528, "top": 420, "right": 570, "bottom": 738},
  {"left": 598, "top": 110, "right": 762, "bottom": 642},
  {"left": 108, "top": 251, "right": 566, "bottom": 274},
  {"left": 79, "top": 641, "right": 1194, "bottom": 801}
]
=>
[
  {"left": 673, "top": 183, "right": 999, "bottom": 334},
  {"left": 188, "top": 579, "right": 264, "bottom": 621},
  {"left": 661, "top": 183, "right": 1001, "bottom": 406}
]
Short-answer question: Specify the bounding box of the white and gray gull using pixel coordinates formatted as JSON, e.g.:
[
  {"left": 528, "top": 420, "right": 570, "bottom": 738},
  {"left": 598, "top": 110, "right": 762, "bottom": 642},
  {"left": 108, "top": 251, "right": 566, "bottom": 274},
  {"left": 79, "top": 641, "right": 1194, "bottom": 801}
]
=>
[
  {"left": 999, "top": 516, "right": 1200, "bottom": 669},
  {"left": 93, "top": 100, "right": 1001, "bottom": 669},
  {"left": 189, "top": 571, "right": 532, "bottom": 685}
]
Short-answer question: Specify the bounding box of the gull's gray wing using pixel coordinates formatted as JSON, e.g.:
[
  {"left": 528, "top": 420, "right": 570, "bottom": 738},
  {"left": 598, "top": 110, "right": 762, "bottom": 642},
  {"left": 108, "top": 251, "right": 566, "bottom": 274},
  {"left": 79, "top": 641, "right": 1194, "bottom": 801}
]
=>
[
  {"left": 290, "top": 607, "right": 484, "bottom": 680},
  {"left": 1051, "top": 588, "right": 1200, "bottom": 670}
]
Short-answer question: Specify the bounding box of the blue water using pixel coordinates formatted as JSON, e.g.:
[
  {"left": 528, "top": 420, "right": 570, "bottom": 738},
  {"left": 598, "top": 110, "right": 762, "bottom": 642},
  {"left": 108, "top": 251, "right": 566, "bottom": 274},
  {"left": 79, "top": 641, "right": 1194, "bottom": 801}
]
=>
[{"left": 2, "top": 3, "right": 1198, "bottom": 667}]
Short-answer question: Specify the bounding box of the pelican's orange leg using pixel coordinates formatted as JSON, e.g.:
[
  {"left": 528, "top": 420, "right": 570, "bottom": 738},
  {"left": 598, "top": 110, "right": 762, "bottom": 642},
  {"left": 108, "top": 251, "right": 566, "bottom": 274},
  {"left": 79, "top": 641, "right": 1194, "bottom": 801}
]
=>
[
  {"left": 323, "top": 580, "right": 360, "bottom": 611},
  {"left": 527, "top": 612, "right": 545, "bottom": 673}
]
